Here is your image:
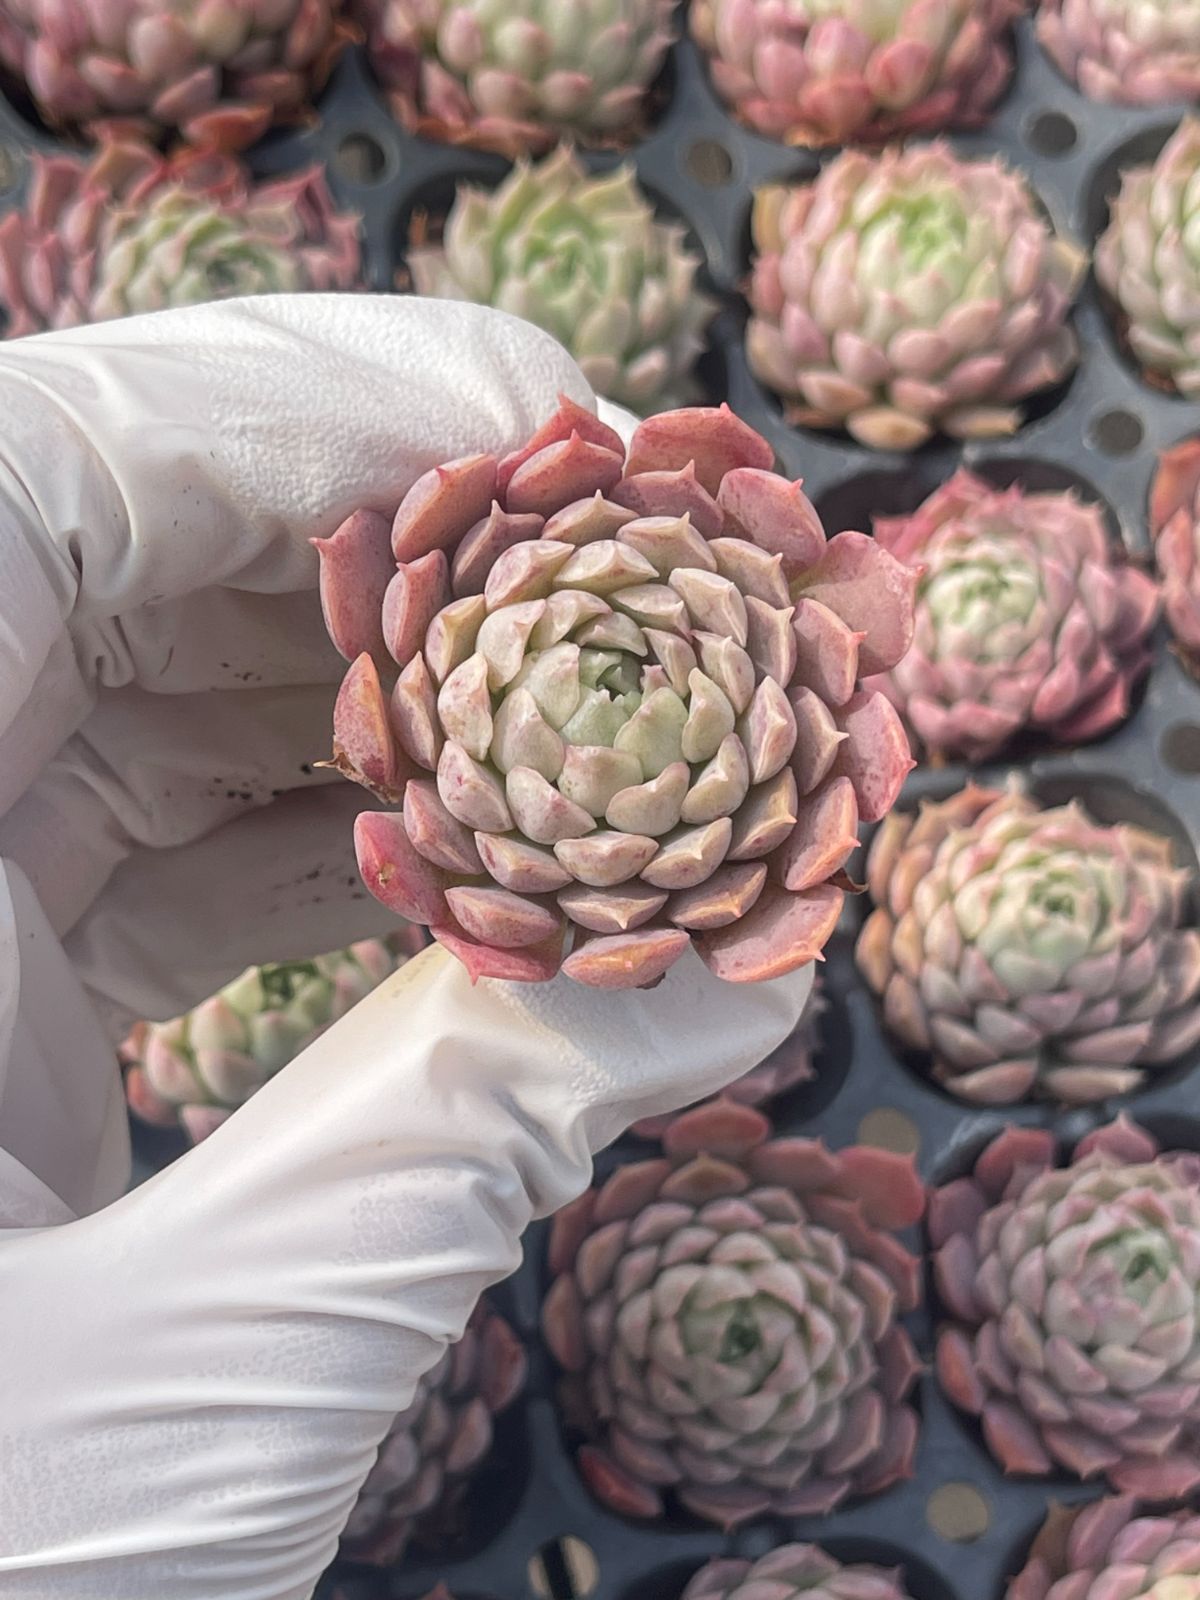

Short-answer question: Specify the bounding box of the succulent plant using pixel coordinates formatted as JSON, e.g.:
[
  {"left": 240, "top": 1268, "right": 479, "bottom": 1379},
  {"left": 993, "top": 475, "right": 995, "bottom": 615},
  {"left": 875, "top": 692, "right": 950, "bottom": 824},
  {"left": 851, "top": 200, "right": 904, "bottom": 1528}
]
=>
[
  {"left": 856, "top": 782, "right": 1200, "bottom": 1104},
  {"left": 0, "top": 0, "right": 349, "bottom": 150},
  {"left": 356, "top": 0, "right": 675, "bottom": 156},
  {"left": 1151, "top": 437, "right": 1200, "bottom": 671},
  {"left": 933, "top": 1118, "right": 1200, "bottom": 1498},
  {"left": 408, "top": 146, "right": 715, "bottom": 413},
  {"left": 862, "top": 470, "right": 1160, "bottom": 763},
  {"left": 541, "top": 1099, "right": 925, "bottom": 1526},
  {"left": 683, "top": 1545, "right": 916, "bottom": 1600},
  {"left": 123, "top": 935, "right": 419, "bottom": 1143},
  {"left": 691, "top": 0, "right": 1018, "bottom": 147},
  {"left": 340, "top": 1302, "right": 526, "bottom": 1565},
  {"left": 1036, "top": 0, "right": 1200, "bottom": 103},
  {"left": 631, "top": 977, "right": 824, "bottom": 1139},
  {"left": 747, "top": 144, "right": 1085, "bottom": 452},
  {"left": 1009, "top": 1496, "right": 1200, "bottom": 1600},
  {"left": 317, "top": 397, "right": 917, "bottom": 989},
  {"left": 0, "top": 141, "right": 361, "bottom": 339},
  {"left": 1096, "top": 119, "right": 1200, "bottom": 399}
]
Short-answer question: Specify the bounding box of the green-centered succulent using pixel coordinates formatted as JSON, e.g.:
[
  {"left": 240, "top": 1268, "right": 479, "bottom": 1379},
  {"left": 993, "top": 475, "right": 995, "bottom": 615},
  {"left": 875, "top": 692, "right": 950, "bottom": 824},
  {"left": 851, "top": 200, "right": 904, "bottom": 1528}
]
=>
[
  {"left": 408, "top": 146, "right": 715, "bottom": 412},
  {"left": 684, "top": 1546, "right": 917, "bottom": 1600}
]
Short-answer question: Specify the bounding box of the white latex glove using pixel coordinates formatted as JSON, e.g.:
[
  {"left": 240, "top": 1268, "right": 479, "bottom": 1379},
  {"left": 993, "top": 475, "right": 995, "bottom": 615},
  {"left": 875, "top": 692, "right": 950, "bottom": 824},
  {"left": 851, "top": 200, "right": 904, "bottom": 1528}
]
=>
[{"left": 0, "top": 296, "right": 811, "bottom": 1599}]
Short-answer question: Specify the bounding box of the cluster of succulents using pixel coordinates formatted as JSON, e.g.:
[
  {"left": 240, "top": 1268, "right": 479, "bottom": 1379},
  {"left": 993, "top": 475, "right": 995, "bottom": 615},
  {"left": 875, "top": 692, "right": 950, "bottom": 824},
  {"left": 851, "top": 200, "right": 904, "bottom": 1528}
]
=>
[
  {"left": 864, "top": 471, "right": 1160, "bottom": 762},
  {"left": 691, "top": 0, "right": 1020, "bottom": 146},
  {"left": 318, "top": 396, "right": 916, "bottom": 989},
  {"left": 0, "top": 140, "right": 361, "bottom": 337},
  {"left": 932, "top": 1118, "right": 1200, "bottom": 1498},
  {"left": 542, "top": 1099, "right": 925, "bottom": 1525},
  {"left": 123, "top": 935, "right": 419, "bottom": 1142},
  {"left": 0, "top": 0, "right": 351, "bottom": 148},
  {"left": 1097, "top": 119, "right": 1200, "bottom": 401},
  {"left": 407, "top": 146, "right": 715, "bottom": 412},
  {"left": 1036, "top": 0, "right": 1200, "bottom": 104},
  {"left": 857, "top": 781, "right": 1200, "bottom": 1104},
  {"left": 355, "top": 0, "right": 676, "bottom": 155},
  {"left": 746, "top": 144, "right": 1086, "bottom": 452},
  {"left": 340, "top": 1302, "right": 526, "bottom": 1564}
]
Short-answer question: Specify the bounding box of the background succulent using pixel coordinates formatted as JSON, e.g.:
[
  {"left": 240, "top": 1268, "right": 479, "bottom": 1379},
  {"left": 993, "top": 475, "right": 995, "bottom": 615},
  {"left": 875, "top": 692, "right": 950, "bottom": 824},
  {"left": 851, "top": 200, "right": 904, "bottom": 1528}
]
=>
[
  {"left": 691, "top": 0, "right": 1019, "bottom": 147},
  {"left": 631, "top": 976, "right": 823, "bottom": 1139},
  {"left": 0, "top": 0, "right": 350, "bottom": 149},
  {"left": 1152, "top": 436, "right": 1200, "bottom": 671},
  {"left": 541, "top": 1100, "right": 925, "bottom": 1526},
  {"left": 856, "top": 781, "right": 1200, "bottom": 1103},
  {"left": 1009, "top": 1496, "right": 1200, "bottom": 1600},
  {"left": 340, "top": 1303, "right": 526, "bottom": 1565},
  {"left": 317, "top": 396, "right": 916, "bottom": 989},
  {"left": 123, "top": 935, "right": 419, "bottom": 1143},
  {"left": 863, "top": 470, "right": 1159, "bottom": 763},
  {"left": 408, "top": 146, "right": 714, "bottom": 413},
  {"left": 355, "top": 0, "right": 675, "bottom": 155},
  {"left": 0, "top": 140, "right": 361, "bottom": 338},
  {"left": 683, "top": 1545, "right": 916, "bottom": 1600},
  {"left": 746, "top": 144, "right": 1085, "bottom": 452},
  {"left": 933, "top": 1118, "right": 1200, "bottom": 1498},
  {"left": 1096, "top": 119, "right": 1200, "bottom": 400},
  {"left": 1036, "top": 0, "right": 1200, "bottom": 102}
]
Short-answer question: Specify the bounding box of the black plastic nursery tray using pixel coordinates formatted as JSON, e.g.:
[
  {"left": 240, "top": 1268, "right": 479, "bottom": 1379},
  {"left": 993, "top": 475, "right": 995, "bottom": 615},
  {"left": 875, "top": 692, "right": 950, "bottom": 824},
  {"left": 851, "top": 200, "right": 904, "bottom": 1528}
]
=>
[{"left": 4, "top": 13, "right": 1200, "bottom": 1600}]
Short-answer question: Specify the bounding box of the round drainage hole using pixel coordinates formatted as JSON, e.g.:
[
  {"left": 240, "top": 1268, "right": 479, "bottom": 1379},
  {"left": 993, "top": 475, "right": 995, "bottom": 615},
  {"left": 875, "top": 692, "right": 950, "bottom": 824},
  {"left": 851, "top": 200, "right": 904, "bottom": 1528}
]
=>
[
  {"left": 1088, "top": 408, "right": 1144, "bottom": 456},
  {"left": 1025, "top": 110, "right": 1078, "bottom": 156},
  {"left": 857, "top": 1107, "right": 921, "bottom": 1156},
  {"left": 684, "top": 138, "right": 734, "bottom": 187},
  {"left": 529, "top": 1536, "right": 600, "bottom": 1600},
  {"left": 335, "top": 133, "right": 388, "bottom": 184},
  {"left": 927, "top": 1482, "right": 990, "bottom": 1544}
]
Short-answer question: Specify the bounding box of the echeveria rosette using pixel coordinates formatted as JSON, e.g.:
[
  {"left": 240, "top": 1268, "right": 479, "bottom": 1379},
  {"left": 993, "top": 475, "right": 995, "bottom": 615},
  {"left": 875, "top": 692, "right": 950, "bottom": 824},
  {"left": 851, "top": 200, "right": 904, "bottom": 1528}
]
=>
[
  {"left": 631, "top": 978, "right": 824, "bottom": 1139},
  {"left": 123, "top": 936, "right": 419, "bottom": 1143},
  {"left": 1152, "top": 437, "right": 1200, "bottom": 671},
  {"left": 691, "top": 0, "right": 1018, "bottom": 148},
  {"left": 316, "top": 398, "right": 917, "bottom": 990},
  {"left": 356, "top": 0, "right": 675, "bottom": 156},
  {"left": 856, "top": 782, "right": 1200, "bottom": 1105},
  {"left": 747, "top": 144, "right": 1086, "bottom": 452},
  {"left": 408, "top": 147, "right": 715, "bottom": 413},
  {"left": 340, "top": 1302, "right": 526, "bottom": 1565},
  {"left": 1010, "top": 1496, "right": 1200, "bottom": 1600},
  {"left": 1037, "top": 0, "right": 1200, "bottom": 103},
  {"left": 933, "top": 1118, "right": 1200, "bottom": 1498},
  {"left": 541, "top": 1099, "right": 925, "bottom": 1526},
  {"left": 0, "top": 140, "right": 361, "bottom": 339},
  {"left": 863, "top": 471, "right": 1160, "bottom": 763},
  {"left": 685, "top": 1547, "right": 915, "bottom": 1600},
  {"left": 0, "top": 0, "right": 350, "bottom": 150},
  {"left": 1097, "top": 119, "right": 1200, "bottom": 399}
]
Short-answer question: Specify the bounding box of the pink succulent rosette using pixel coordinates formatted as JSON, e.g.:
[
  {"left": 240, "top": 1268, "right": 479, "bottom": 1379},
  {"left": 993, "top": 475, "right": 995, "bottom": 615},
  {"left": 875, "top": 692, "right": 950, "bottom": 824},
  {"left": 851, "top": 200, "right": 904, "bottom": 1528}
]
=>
[
  {"left": 684, "top": 1546, "right": 917, "bottom": 1600},
  {"left": 340, "top": 1302, "right": 526, "bottom": 1565},
  {"left": 933, "top": 1117, "right": 1200, "bottom": 1499},
  {"left": 0, "top": 139, "right": 360, "bottom": 339},
  {"left": 1009, "top": 1496, "right": 1200, "bottom": 1600},
  {"left": 0, "top": 0, "right": 351, "bottom": 150},
  {"left": 691, "top": 0, "right": 1018, "bottom": 148},
  {"left": 1036, "top": 0, "right": 1200, "bottom": 103},
  {"left": 1151, "top": 437, "right": 1200, "bottom": 672},
  {"left": 630, "top": 976, "right": 823, "bottom": 1139},
  {"left": 316, "top": 398, "right": 916, "bottom": 990},
  {"left": 864, "top": 470, "right": 1159, "bottom": 762},
  {"left": 541, "top": 1100, "right": 925, "bottom": 1526}
]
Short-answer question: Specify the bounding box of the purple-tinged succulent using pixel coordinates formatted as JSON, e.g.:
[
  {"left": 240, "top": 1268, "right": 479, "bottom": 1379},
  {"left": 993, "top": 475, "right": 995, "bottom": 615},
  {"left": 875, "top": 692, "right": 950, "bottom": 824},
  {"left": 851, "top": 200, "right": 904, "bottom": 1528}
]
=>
[
  {"left": 340, "top": 1303, "right": 526, "bottom": 1565},
  {"left": 317, "top": 396, "right": 917, "bottom": 989},
  {"left": 541, "top": 1099, "right": 925, "bottom": 1526},
  {"left": 691, "top": 0, "right": 1018, "bottom": 147},
  {"left": 857, "top": 781, "right": 1200, "bottom": 1104},
  {"left": 1008, "top": 1496, "right": 1200, "bottom": 1600},
  {"left": 863, "top": 470, "right": 1159, "bottom": 762},
  {"left": 1152, "top": 437, "right": 1200, "bottom": 673},
  {"left": 747, "top": 144, "right": 1085, "bottom": 452},
  {"left": 934, "top": 1118, "right": 1200, "bottom": 1498},
  {"left": 0, "top": 140, "right": 360, "bottom": 340},
  {"left": 684, "top": 1545, "right": 917, "bottom": 1600},
  {"left": 1037, "top": 0, "right": 1200, "bottom": 103},
  {"left": 630, "top": 977, "right": 823, "bottom": 1139},
  {"left": 0, "top": 0, "right": 350, "bottom": 150}
]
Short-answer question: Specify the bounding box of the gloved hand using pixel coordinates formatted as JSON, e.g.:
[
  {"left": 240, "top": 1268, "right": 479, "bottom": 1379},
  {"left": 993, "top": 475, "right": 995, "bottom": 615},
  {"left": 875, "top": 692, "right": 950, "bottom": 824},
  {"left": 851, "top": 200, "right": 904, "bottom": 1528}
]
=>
[{"left": 0, "top": 296, "right": 812, "bottom": 1600}]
